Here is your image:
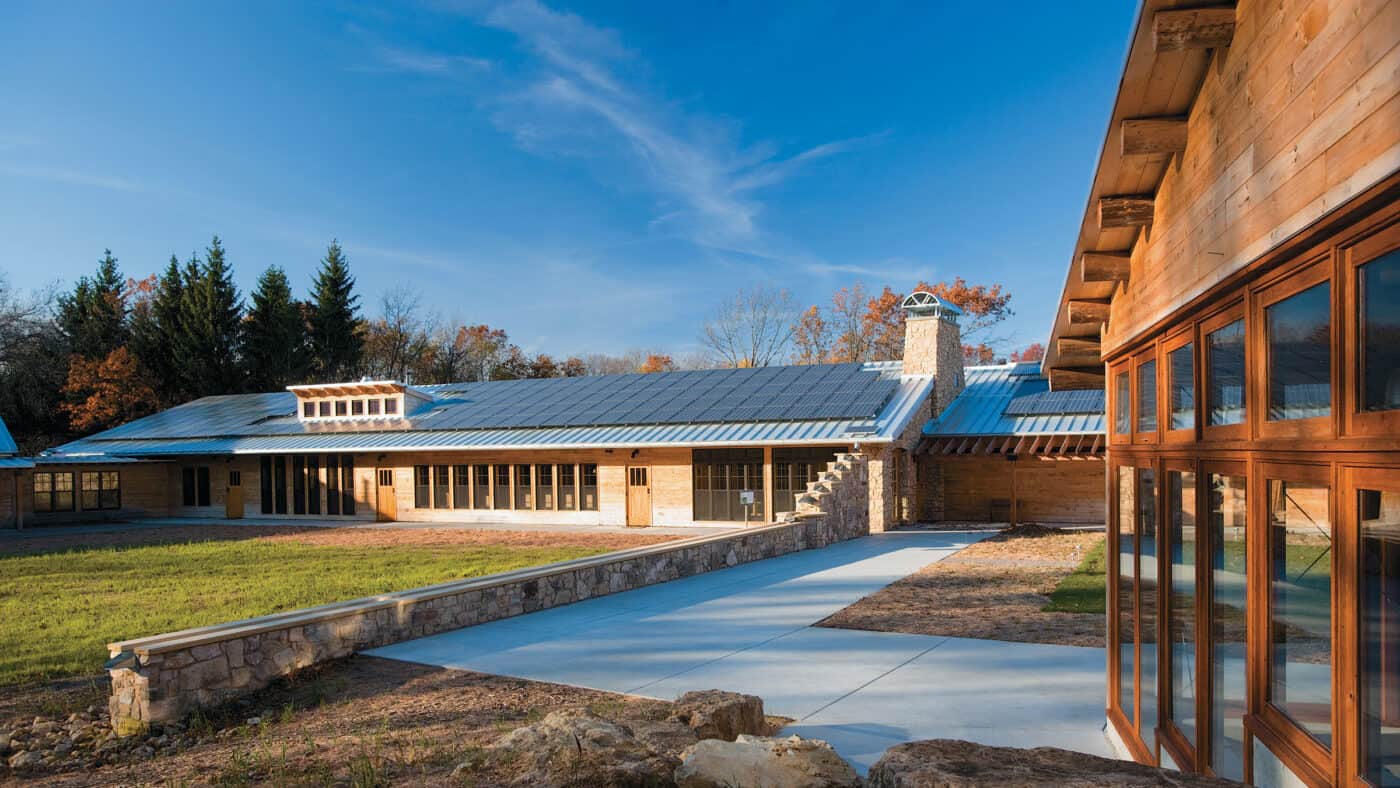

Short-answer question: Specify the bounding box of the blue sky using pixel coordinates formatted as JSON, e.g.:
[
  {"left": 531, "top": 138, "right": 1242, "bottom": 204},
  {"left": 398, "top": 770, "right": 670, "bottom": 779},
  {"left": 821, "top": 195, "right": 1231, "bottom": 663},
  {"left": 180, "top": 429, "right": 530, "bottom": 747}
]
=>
[{"left": 0, "top": 1, "right": 1135, "bottom": 358}]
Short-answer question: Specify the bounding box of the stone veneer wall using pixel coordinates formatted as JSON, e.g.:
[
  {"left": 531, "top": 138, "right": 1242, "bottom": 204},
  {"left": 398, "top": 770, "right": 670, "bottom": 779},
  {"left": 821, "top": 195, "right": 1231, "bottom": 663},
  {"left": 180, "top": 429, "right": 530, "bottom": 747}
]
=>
[{"left": 107, "top": 453, "right": 870, "bottom": 735}]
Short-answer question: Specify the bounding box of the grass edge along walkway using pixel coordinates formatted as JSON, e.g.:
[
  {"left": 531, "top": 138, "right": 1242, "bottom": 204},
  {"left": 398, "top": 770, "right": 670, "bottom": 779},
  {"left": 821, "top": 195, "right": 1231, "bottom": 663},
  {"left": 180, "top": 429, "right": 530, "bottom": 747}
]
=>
[
  {"left": 0, "top": 538, "right": 611, "bottom": 686},
  {"left": 1042, "top": 540, "right": 1107, "bottom": 615}
]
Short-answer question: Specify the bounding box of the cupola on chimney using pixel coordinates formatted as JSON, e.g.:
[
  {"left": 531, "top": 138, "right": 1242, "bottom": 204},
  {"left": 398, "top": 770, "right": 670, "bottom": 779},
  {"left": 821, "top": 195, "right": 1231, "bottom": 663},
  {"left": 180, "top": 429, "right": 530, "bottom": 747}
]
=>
[{"left": 900, "top": 291, "right": 965, "bottom": 411}]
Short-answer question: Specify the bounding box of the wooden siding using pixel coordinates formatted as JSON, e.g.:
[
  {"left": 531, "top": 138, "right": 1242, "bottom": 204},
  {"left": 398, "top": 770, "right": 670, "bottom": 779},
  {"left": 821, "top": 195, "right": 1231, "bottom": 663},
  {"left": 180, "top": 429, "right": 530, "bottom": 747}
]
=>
[
  {"left": 940, "top": 457, "right": 1106, "bottom": 524},
  {"left": 1105, "top": 0, "right": 1400, "bottom": 355},
  {"left": 23, "top": 463, "right": 175, "bottom": 522}
]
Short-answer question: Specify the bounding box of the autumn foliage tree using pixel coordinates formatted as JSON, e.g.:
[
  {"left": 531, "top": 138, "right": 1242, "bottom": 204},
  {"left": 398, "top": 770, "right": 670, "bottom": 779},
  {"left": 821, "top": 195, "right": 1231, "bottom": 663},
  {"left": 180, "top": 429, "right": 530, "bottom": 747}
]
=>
[
  {"left": 791, "top": 277, "right": 1014, "bottom": 366},
  {"left": 60, "top": 347, "right": 157, "bottom": 433},
  {"left": 1009, "top": 342, "right": 1045, "bottom": 362},
  {"left": 638, "top": 354, "right": 676, "bottom": 373}
]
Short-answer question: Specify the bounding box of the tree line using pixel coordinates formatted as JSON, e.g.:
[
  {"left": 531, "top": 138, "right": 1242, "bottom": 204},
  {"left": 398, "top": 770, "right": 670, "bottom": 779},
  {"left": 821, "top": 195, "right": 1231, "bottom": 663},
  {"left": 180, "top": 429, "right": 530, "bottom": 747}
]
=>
[{"left": 0, "top": 237, "right": 1039, "bottom": 453}]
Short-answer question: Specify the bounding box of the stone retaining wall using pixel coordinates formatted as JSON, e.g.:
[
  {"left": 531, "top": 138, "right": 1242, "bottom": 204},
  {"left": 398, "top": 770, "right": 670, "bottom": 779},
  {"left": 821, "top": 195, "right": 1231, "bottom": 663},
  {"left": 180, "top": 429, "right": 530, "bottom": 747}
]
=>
[{"left": 107, "top": 453, "right": 870, "bottom": 735}]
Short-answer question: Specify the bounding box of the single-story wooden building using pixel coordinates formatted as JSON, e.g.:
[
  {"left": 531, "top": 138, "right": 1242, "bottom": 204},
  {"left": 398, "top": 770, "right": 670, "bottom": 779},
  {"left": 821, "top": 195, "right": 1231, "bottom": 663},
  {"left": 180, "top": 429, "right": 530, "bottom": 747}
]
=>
[
  {"left": 1042, "top": 0, "right": 1398, "bottom": 783},
  {"left": 0, "top": 416, "right": 33, "bottom": 528},
  {"left": 917, "top": 361, "right": 1105, "bottom": 525},
  {"left": 21, "top": 293, "right": 968, "bottom": 532}
]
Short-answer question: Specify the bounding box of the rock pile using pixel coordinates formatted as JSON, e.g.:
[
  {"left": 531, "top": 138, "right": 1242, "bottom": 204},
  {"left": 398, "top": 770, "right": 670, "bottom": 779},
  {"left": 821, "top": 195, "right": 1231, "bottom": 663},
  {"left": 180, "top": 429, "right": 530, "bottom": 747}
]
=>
[
  {"left": 1, "top": 706, "right": 192, "bottom": 775},
  {"left": 675, "top": 734, "right": 860, "bottom": 788},
  {"left": 867, "top": 740, "right": 1242, "bottom": 787}
]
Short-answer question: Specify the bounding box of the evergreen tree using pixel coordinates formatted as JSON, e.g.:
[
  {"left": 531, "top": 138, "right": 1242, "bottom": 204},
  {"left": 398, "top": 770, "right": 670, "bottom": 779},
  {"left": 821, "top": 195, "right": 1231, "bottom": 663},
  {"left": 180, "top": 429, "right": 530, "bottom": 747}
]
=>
[
  {"left": 242, "top": 265, "right": 309, "bottom": 391},
  {"left": 175, "top": 236, "right": 244, "bottom": 397},
  {"left": 56, "top": 249, "right": 128, "bottom": 360},
  {"left": 130, "top": 255, "right": 186, "bottom": 404},
  {"left": 308, "top": 240, "right": 363, "bottom": 381}
]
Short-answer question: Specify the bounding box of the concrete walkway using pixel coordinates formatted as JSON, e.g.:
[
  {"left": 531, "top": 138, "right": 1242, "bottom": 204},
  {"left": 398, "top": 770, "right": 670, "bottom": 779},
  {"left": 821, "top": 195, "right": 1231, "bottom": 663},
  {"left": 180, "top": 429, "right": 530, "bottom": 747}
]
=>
[{"left": 367, "top": 530, "right": 1112, "bottom": 772}]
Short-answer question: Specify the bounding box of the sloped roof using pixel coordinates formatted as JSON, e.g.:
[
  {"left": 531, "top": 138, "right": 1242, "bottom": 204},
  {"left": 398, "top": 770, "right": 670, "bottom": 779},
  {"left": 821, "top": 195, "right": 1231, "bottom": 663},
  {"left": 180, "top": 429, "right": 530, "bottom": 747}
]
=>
[
  {"left": 0, "top": 415, "right": 18, "bottom": 455},
  {"left": 48, "top": 362, "right": 935, "bottom": 458},
  {"left": 924, "top": 363, "right": 1105, "bottom": 437}
]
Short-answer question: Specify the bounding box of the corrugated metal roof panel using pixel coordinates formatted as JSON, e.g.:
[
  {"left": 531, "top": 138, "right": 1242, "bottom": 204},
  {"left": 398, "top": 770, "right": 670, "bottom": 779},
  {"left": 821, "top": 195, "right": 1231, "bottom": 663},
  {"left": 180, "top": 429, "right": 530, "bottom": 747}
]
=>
[
  {"left": 0, "top": 457, "right": 34, "bottom": 469},
  {"left": 1004, "top": 389, "right": 1105, "bottom": 416},
  {"left": 0, "top": 416, "right": 17, "bottom": 455},
  {"left": 924, "top": 363, "right": 1105, "bottom": 437}
]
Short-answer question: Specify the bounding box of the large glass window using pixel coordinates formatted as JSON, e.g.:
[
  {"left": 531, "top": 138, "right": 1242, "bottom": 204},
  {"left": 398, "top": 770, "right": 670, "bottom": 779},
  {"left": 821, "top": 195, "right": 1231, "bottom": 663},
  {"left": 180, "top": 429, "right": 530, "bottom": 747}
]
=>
[
  {"left": 694, "top": 449, "right": 763, "bottom": 521},
  {"left": 536, "top": 464, "right": 554, "bottom": 510},
  {"left": 326, "top": 455, "right": 340, "bottom": 515},
  {"left": 580, "top": 463, "right": 598, "bottom": 511},
  {"left": 1206, "top": 319, "right": 1246, "bottom": 427},
  {"left": 433, "top": 465, "right": 450, "bottom": 509},
  {"left": 1169, "top": 344, "right": 1195, "bottom": 431},
  {"left": 1210, "top": 473, "right": 1248, "bottom": 782},
  {"left": 339, "top": 455, "right": 355, "bottom": 515},
  {"left": 32, "top": 472, "right": 74, "bottom": 513},
  {"left": 1115, "top": 371, "right": 1131, "bottom": 435},
  {"left": 1266, "top": 282, "right": 1331, "bottom": 421},
  {"left": 292, "top": 456, "right": 306, "bottom": 515},
  {"left": 1117, "top": 466, "right": 1136, "bottom": 727},
  {"left": 1360, "top": 249, "right": 1400, "bottom": 412},
  {"left": 514, "top": 464, "right": 532, "bottom": 509},
  {"left": 1359, "top": 486, "right": 1399, "bottom": 785},
  {"left": 414, "top": 465, "right": 430, "bottom": 509},
  {"left": 773, "top": 448, "right": 837, "bottom": 514},
  {"left": 473, "top": 464, "right": 490, "bottom": 510},
  {"left": 259, "top": 457, "right": 273, "bottom": 513},
  {"left": 1168, "top": 470, "right": 1197, "bottom": 744},
  {"left": 273, "top": 457, "right": 287, "bottom": 514},
  {"left": 558, "top": 464, "right": 576, "bottom": 510},
  {"left": 80, "top": 471, "right": 120, "bottom": 511},
  {"left": 1138, "top": 468, "right": 1159, "bottom": 735},
  {"left": 1137, "top": 360, "right": 1158, "bottom": 433},
  {"left": 1267, "top": 478, "right": 1332, "bottom": 747},
  {"left": 493, "top": 464, "right": 510, "bottom": 510},
  {"left": 453, "top": 465, "right": 471, "bottom": 509},
  {"left": 307, "top": 456, "right": 321, "bottom": 515}
]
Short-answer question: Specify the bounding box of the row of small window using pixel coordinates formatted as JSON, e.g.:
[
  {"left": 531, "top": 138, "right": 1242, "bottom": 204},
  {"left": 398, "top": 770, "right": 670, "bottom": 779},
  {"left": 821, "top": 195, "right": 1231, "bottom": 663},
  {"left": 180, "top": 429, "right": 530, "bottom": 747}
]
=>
[
  {"left": 1113, "top": 464, "right": 1396, "bottom": 784},
  {"left": 1112, "top": 244, "right": 1399, "bottom": 437},
  {"left": 413, "top": 463, "right": 599, "bottom": 511},
  {"left": 301, "top": 398, "right": 399, "bottom": 419},
  {"left": 32, "top": 471, "right": 121, "bottom": 512},
  {"left": 259, "top": 455, "right": 357, "bottom": 515}
]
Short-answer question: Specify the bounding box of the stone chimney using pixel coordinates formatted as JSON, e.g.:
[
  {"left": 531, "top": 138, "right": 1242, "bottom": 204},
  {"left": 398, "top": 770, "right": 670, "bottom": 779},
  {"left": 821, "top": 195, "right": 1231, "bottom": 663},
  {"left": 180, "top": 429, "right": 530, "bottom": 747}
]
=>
[{"left": 900, "top": 291, "right": 964, "bottom": 413}]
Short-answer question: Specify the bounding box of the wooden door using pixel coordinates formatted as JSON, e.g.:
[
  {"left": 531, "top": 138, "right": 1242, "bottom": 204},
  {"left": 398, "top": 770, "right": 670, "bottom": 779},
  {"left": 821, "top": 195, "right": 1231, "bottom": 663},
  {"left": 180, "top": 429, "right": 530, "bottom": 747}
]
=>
[
  {"left": 626, "top": 466, "right": 652, "bottom": 527},
  {"left": 376, "top": 468, "right": 396, "bottom": 522},
  {"left": 224, "top": 470, "right": 243, "bottom": 519}
]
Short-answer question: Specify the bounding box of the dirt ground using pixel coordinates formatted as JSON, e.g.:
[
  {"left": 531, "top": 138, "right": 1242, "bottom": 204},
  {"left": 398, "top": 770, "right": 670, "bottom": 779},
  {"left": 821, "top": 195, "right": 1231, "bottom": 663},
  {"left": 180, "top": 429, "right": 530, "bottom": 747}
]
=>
[
  {"left": 819, "top": 524, "right": 1106, "bottom": 647},
  {"left": 0, "top": 524, "right": 684, "bottom": 557},
  {"left": 5, "top": 656, "right": 726, "bottom": 787}
]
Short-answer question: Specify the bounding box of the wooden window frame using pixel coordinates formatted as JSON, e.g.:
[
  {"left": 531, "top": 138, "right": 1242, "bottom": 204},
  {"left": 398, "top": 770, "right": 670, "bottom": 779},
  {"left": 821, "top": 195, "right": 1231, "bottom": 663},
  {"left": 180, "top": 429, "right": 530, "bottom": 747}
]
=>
[
  {"left": 1340, "top": 216, "right": 1400, "bottom": 438},
  {"left": 1251, "top": 255, "right": 1336, "bottom": 441},
  {"left": 1109, "top": 459, "right": 1155, "bottom": 760},
  {"left": 1338, "top": 463, "right": 1400, "bottom": 787},
  {"left": 1159, "top": 458, "right": 1201, "bottom": 769},
  {"left": 1111, "top": 361, "right": 1133, "bottom": 445},
  {"left": 1162, "top": 326, "right": 1199, "bottom": 445},
  {"left": 1197, "top": 458, "right": 1250, "bottom": 784},
  {"left": 1199, "top": 301, "right": 1249, "bottom": 443},
  {"left": 1246, "top": 460, "right": 1334, "bottom": 785},
  {"left": 1132, "top": 348, "right": 1161, "bottom": 445}
]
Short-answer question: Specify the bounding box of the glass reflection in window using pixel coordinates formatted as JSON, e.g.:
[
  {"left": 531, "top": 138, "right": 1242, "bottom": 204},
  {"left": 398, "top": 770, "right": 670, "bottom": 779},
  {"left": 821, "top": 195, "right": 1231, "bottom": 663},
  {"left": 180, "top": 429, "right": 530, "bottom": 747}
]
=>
[{"left": 1266, "top": 282, "right": 1330, "bottom": 421}]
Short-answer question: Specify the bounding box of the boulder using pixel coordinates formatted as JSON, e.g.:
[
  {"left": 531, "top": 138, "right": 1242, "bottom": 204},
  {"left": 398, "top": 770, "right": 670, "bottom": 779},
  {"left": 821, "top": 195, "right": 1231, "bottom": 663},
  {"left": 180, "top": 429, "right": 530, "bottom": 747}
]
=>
[
  {"left": 668, "top": 690, "right": 766, "bottom": 741},
  {"left": 7, "top": 750, "right": 44, "bottom": 771},
  {"left": 675, "top": 734, "right": 860, "bottom": 788},
  {"left": 490, "top": 711, "right": 677, "bottom": 787},
  {"left": 866, "top": 740, "right": 1242, "bottom": 787}
]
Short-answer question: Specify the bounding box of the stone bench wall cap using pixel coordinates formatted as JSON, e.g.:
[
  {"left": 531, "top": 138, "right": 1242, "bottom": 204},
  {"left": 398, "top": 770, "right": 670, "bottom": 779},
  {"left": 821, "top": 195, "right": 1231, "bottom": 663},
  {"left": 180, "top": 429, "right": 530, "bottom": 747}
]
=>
[{"left": 108, "top": 520, "right": 804, "bottom": 656}]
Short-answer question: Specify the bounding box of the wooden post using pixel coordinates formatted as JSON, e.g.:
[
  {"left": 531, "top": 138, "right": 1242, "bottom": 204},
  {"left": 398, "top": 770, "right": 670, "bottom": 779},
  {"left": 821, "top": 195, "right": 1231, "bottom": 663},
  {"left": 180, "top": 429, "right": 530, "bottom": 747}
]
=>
[{"left": 13, "top": 471, "right": 22, "bottom": 531}]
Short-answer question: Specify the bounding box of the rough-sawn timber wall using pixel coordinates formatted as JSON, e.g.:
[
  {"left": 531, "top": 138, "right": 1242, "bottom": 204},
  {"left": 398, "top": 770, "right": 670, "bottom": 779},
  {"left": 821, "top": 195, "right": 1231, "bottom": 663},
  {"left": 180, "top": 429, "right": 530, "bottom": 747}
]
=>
[{"left": 106, "top": 453, "right": 870, "bottom": 734}]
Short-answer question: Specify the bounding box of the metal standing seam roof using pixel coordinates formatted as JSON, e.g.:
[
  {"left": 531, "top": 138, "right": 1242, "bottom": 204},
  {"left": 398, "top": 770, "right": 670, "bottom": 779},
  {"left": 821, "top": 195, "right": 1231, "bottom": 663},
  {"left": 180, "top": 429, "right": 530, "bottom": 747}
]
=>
[
  {"left": 924, "top": 363, "right": 1105, "bottom": 437},
  {"left": 46, "top": 364, "right": 936, "bottom": 459},
  {"left": 0, "top": 415, "right": 18, "bottom": 455}
]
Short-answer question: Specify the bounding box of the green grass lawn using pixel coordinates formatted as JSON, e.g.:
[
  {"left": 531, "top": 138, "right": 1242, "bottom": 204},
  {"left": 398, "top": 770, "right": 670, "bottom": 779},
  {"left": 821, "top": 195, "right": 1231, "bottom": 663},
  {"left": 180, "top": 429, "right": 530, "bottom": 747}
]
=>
[
  {"left": 0, "top": 539, "right": 610, "bottom": 686},
  {"left": 1042, "top": 540, "right": 1107, "bottom": 615}
]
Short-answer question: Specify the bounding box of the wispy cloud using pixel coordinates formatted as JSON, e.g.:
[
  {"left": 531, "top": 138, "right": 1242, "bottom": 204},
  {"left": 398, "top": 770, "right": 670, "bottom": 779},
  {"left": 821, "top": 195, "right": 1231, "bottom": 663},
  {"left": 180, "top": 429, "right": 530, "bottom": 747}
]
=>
[
  {"left": 0, "top": 163, "right": 146, "bottom": 193},
  {"left": 370, "top": 44, "right": 492, "bottom": 76},
  {"left": 419, "top": 0, "right": 884, "bottom": 251}
]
